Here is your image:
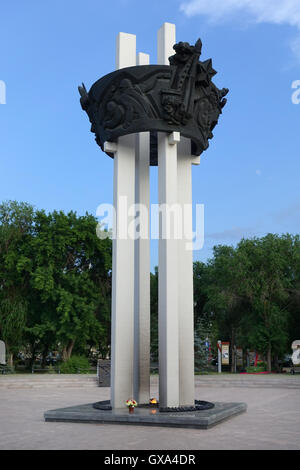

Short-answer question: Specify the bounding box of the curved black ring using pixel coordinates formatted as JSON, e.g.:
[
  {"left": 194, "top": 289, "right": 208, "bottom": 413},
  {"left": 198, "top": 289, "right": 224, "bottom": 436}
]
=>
[
  {"left": 79, "top": 40, "right": 228, "bottom": 165},
  {"left": 92, "top": 399, "right": 215, "bottom": 413}
]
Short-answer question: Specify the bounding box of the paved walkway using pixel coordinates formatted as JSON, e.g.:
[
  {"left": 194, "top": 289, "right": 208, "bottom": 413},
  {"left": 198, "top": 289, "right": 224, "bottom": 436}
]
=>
[{"left": 0, "top": 374, "right": 299, "bottom": 450}]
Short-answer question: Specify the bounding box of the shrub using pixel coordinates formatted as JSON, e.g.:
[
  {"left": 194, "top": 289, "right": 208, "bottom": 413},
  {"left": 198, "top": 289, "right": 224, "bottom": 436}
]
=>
[
  {"left": 47, "top": 364, "right": 56, "bottom": 374},
  {"left": 59, "top": 355, "right": 90, "bottom": 374},
  {"left": 246, "top": 361, "right": 267, "bottom": 373}
]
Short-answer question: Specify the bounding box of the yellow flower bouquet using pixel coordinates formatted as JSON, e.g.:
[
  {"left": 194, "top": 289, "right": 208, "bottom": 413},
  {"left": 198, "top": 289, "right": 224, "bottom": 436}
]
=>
[{"left": 126, "top": 399, "right": 138, "bottom": 413}]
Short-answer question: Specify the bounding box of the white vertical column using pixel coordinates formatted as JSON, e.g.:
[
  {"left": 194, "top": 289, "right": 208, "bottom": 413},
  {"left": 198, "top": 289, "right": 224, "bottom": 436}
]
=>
[
  {"left": 158, "top": 132, "right": 180, "bottom": 408},
  {"left": 177, "top": 137, "right": 195, "bottom": 406},
  {"left": 157, "top": 23, "right": 180, "bottom": 408},
  {"left": 157, "top": 22, "right": 176, "bottom": 64},
  {"left": 133, "top": 52, "right": 151, "bottom": 404},
  {"left": 116, "top": 32, "right": 136, "bottom": 70},
  {"left": 110, "top": 33, "right": 136, "bottom": 409},
  {"left": 218, "top": 341, "right": 222, "bottom": 373}
]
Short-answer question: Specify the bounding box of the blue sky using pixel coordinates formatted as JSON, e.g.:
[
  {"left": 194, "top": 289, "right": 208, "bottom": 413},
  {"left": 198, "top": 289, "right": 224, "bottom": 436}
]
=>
[{"left": 0, "top": 0, "right": 299, "bottom": 269}]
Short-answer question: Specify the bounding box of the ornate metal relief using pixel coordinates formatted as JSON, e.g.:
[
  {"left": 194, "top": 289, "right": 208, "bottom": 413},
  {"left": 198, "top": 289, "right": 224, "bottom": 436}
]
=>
[{"left": 79, "top": 39, "right": 228, "bottom": 165}]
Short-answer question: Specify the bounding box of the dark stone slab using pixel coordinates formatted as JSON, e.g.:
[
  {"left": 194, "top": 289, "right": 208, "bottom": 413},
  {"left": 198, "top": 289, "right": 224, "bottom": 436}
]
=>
[
  {"left": 97, "top": 361, "right": 110, "bottom": 387},
  {"left": 44, "top": 402, "right": 247, "bottom": 429}
]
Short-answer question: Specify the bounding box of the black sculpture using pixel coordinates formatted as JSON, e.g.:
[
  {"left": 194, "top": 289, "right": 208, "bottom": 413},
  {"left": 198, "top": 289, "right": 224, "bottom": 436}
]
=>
[{"left": 79, "top": 39, "right": 228, "bottom": 165}]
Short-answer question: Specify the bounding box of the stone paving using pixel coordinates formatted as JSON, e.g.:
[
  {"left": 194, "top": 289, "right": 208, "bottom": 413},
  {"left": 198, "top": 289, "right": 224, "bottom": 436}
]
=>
[{"left": 0, "top": 374, "right": 299, "bottom": 450}]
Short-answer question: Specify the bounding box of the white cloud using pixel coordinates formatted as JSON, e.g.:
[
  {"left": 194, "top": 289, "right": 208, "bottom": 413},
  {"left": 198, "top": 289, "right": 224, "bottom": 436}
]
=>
[
  {"left": 256, "top": 169, "right": 262, "bottom": 176},
  {"left": 180, "top": 0, "right": 300, "bottom": 29},
  {"left": 180, "top": 0, "right": 300, "bottom": 63},
  {"left": 207, "top": 225, "right": 256, "bottom": 241},
  {"left": 273, "top": 201, "right": 300, "bottom": 224}
]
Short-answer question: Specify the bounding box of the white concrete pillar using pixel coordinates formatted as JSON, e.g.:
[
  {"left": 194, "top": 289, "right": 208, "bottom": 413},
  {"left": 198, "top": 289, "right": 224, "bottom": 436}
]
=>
[
  {"left": 157, "top": 132, "right": 180, "bottom": 408},
  {"left": 157, "top": 22, "right": 176, "bottom": 64},
  {"left": 116, "top": 32, "right": 136, "bottom": 70},
  {"left": 133, "top": 52, "right": 151, "bottom": 404},
  {"left": 110, "top": 33, "right": 137, "bottom": 409},
  {"left": 177, "top": 137, "right": 195, "bottom": 406},
  {"left": 157, "top": 23, "right": 180, "bottom": 409}
]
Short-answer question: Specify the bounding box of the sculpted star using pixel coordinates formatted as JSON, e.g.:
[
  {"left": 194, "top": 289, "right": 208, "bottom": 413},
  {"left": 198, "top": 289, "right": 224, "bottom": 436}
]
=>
[{"left": 197, "top": 59, "right": 217, "bottom": 87}]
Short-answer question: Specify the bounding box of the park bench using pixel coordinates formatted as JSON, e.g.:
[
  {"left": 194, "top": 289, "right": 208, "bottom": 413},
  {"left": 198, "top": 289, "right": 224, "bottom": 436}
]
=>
[
  {"left": 96, "top": 361, "right": 159, "bottom": 387},
  {"left": 73, "top": 367, "right": 97, "bottom": 374},
  {"left": 31, "top": 365, "right": 97, "bottom": 374},
  {"left": 0, "top": 364, "right": 14, "bottom": 374},
  {"left": 31, "top": 366, "right": 61, "bottom": 374}
]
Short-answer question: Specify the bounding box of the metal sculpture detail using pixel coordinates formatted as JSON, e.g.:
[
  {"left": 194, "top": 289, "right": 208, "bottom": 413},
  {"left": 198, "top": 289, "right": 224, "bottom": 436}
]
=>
[{"left": 79, "top": 39, "right": 228, "bottom": 163}]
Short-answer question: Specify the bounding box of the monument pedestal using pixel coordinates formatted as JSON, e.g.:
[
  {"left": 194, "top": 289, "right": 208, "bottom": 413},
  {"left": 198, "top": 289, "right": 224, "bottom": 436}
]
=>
[{"left": 44, "top": 401, "right": 247, "bottom": 430}]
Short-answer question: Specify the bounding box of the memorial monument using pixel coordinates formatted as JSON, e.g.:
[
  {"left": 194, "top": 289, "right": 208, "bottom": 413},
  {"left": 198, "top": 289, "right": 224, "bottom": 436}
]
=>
[
  {"left": 45, "top": 23, "right": 247, "bottom": 427},
  {"left": 79, "top": 22, "right": 227, "bottom": 410}
]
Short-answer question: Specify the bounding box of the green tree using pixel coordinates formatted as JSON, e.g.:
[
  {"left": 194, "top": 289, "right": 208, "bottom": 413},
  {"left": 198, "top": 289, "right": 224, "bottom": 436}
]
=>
[
  {"left": 236, "top": 234, "right": 298, "bottom": 370},
  {"left": 0, "top": 201, "right": 34, "bottom": 366},
  {"left": 202, "top": 245, "right": 248, "bottom": 371},
  {"left": 0, "top": 201, "right": 112, "bottom": 365},
  {"left": 25, "top": 209, "right": 112, "bottom": 361},
  {"left": 285, "top": 235, "right": 300, "bottom": 348},
  {"left": 193, "top": 261, "right": 209, "bottom": 326}
]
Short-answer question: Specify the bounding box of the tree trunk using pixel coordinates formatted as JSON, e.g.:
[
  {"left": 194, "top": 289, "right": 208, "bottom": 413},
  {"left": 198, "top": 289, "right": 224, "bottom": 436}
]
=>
[
  {"left": 274, "top": 355, "right": 279, "bottom": 373},
  {"left": 41, "top": 345, "right": 49, "bottom": 367},
  {"left": 29, "top": 343, "right": 37, "bottom": 369},
  {"left": 267, "top": 344, "right": 272, "bottom": 372},
  {"left": 231, "top": 329, "right": 235, "bottom": 373},
  {"left": 7, "top": 353, "right": 13, "bottom": 368},
  {"left": 62, "top": 340, "right": 75, "bottom": 362}
]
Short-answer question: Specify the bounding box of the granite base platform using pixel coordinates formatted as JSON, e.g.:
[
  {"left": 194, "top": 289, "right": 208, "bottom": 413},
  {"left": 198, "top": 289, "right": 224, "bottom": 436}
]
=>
[{"left": 44, "top": 401, "right": 247, "bottom": 429}]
